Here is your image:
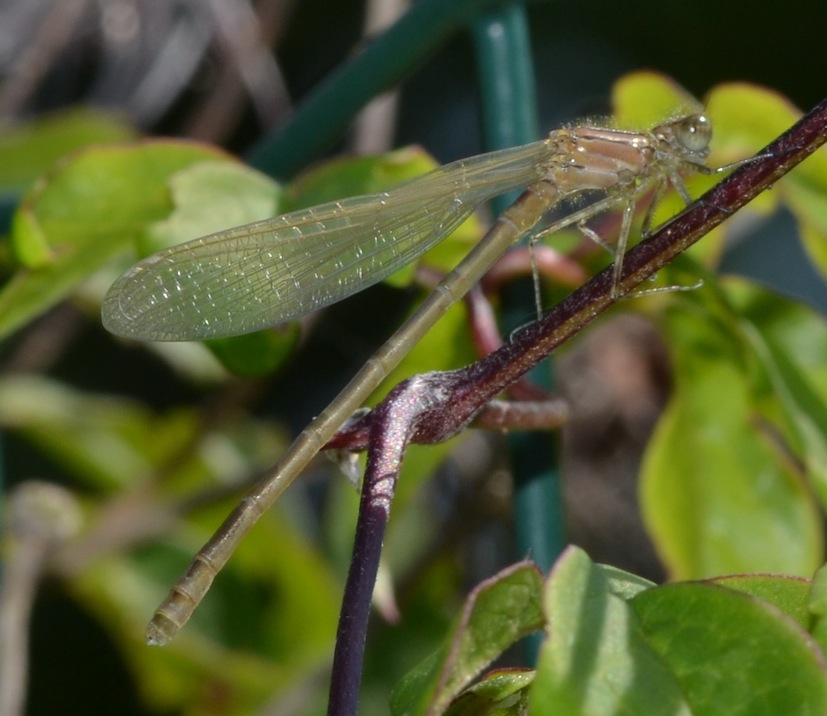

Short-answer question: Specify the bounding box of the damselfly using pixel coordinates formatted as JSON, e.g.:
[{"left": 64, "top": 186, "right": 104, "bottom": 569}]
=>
[{"left": 103, "top": 112, "right": 736, "bottom": 645}]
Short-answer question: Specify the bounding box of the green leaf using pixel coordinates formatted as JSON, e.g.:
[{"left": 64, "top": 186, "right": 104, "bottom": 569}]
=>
[
  {"left": 390, "top": 561, "right": 544, "bottom": 716},
  {"left": 141, "top": 159, "right": 282, "bottom": 256},
  {"left": 632, "top": 582, "right": 827, "bottom": 715},
  {"left": 531, "top": 549, "right": 827, "bottom": 715},
  {"left": 11, "top": 141, "right": 231, "bottom": 266},
  {"left": 732, "top": 287, "right": 827, "bottom": 509},
  {"left": 612, "top": 71, "right": 703, "bottom": 128},
  {"left": 711, "top": 574, "right": 812, "bottom": 629},
  {"left": 808, "top": 564, "right": 827, "bottom": 651},
  {"left": 705, "top": 83, "right": 801, "bottom": 162},
  {"left": 204, "top": 325, "right": 299, "bottom": 378},
  {"left": 0, "top": 107, "right": 137, "bottom": 195},
  {"left": 531, "top": 546, "right": 690, "bottom": 716},
  {"left": 443, "top": 670, "right": 533, "bottom": 716},
  {"left": 0, "top": 141, "right": 240, "bottom": 340},
  {"left": 598, "top": 563, "right": 657, "bottom": 600},
  {"left": 641, "top": 281, "right": 823, "bottom": 579}
]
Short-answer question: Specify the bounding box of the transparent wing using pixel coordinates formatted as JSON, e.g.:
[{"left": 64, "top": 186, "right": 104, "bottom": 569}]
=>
[{"left": 102, "top": 139, "right": 556, "bottom": 341}]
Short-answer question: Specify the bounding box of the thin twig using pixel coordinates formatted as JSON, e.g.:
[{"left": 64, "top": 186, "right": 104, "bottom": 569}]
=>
[{"left": 0, "top": 483, "right": 81, "bottom": 716}]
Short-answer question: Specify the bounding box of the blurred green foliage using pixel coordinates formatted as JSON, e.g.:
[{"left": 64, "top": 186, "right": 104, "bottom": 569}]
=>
[{"left": 1, "top": 23, "right": 826, "bottom": 716}]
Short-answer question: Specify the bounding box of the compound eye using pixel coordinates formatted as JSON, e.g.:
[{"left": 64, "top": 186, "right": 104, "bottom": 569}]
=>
[{"left": 675, "top": 114, "right": 712, "bottom": 153}]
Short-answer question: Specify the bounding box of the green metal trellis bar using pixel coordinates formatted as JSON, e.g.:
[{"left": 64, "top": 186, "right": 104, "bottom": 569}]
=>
[
  {"left": 245, "top": 0, "right": 546, "bottom": 178},
  {"left": 471, "top": 3, "right": 565, "bottom": 663}
]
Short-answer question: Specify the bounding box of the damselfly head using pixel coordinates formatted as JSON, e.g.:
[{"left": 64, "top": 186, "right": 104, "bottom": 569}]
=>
[{"left": 654, "top": 113, "right": 712, "bottom": 159}]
